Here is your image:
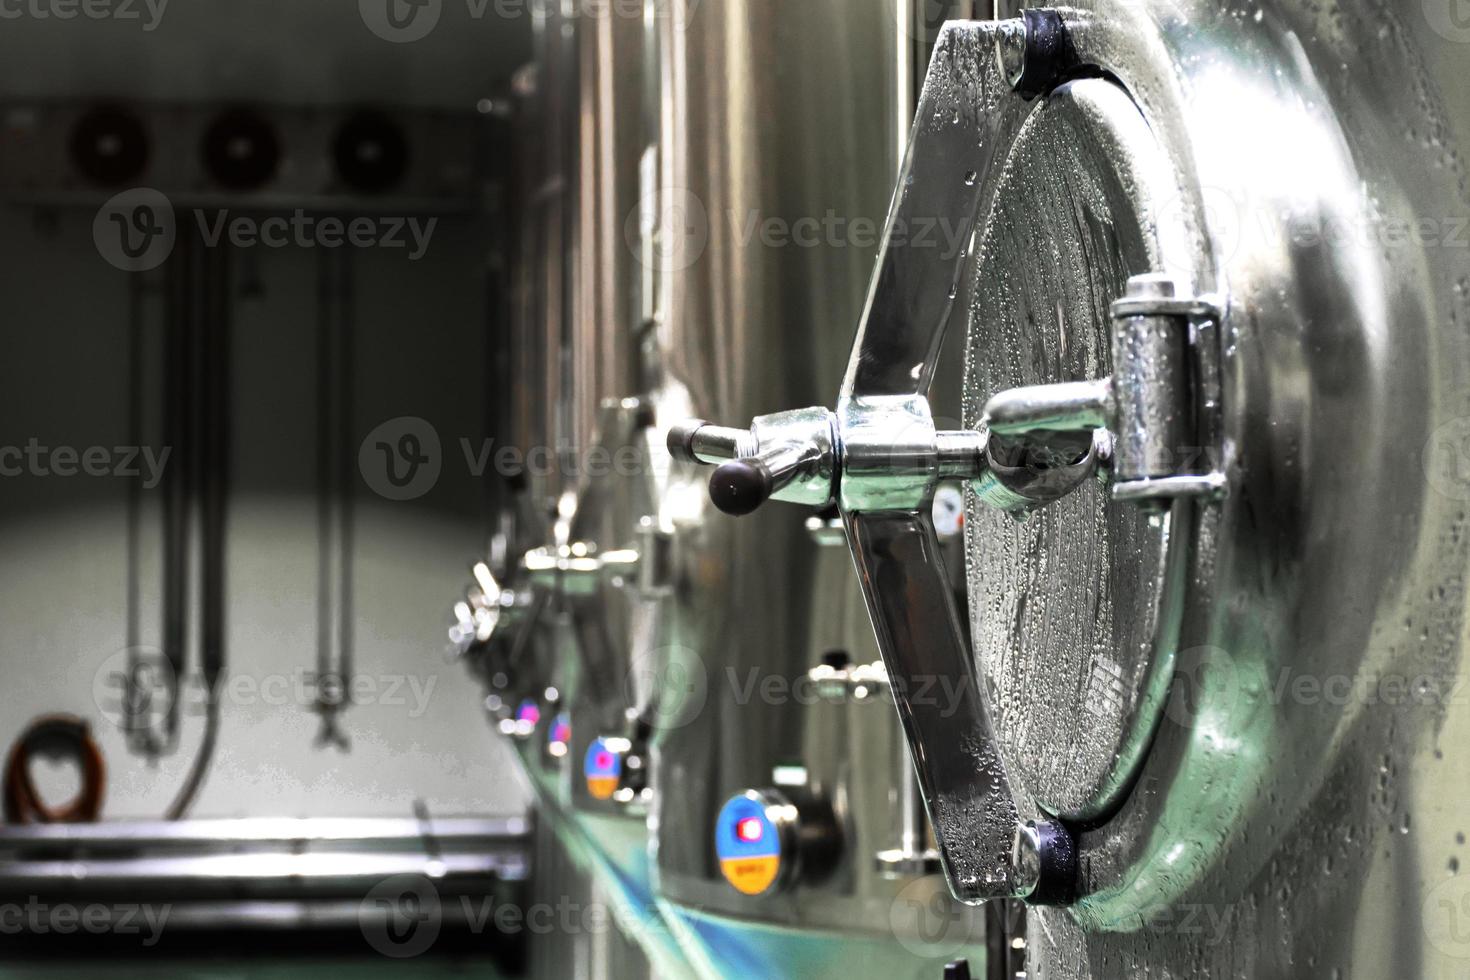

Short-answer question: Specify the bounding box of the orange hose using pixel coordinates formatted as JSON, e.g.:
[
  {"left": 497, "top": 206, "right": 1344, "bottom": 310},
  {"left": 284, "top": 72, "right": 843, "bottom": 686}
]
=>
[{"left": 3, "top": 715, "right": 106, "bottom": 824}]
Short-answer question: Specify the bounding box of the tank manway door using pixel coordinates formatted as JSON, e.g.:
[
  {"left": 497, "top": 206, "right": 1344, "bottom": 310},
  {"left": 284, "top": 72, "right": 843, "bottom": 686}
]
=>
[
  {"left": 964, "top": 76, "right": 1212, "bottom": 826},
  {"left": 668, "top": 12, "right": 1229, "bottom": 909}
]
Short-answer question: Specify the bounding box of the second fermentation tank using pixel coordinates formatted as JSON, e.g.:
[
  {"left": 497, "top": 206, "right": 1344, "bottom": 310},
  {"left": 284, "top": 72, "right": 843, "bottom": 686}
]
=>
[{"left": 646, "top": 1, "right": 991, "bottom": 975}]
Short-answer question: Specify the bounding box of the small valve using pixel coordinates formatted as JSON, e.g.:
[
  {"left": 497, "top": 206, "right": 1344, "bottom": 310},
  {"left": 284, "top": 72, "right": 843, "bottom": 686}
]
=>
[
  {"left": 804, "top": 505, "right": 846, "bottom": 547},
  {"left": 524, "top": 542, "right": 640, "bottom": 596},
  {"left": 803, "top": 658, "right": 943, "bottom": 877},
  {"left": 546, "top": 712, "right": 571, "bottom": 761},
  {"left": 670, "top": 276, "right": 1223, "bottom": 521},
  {"left": 666, "top": 406, "right": 839, "bottom": 516},
  {"left": 451, "top": 561, "right": 533, "bottom": 654},
  {"left": 713, "top": 789, "right": 840, "bottom": 897},
  {"left": 504, "top": 698, "right": 542, "bottom": 740},
  {"left": 806, "top": 655, "right": 889, "bottom": 705},
  {"left": 583, "top": 736, "right": 624, "bottom": 799},
  {"left": 634, "top": 516, "right": 675, "bottom": 596}
]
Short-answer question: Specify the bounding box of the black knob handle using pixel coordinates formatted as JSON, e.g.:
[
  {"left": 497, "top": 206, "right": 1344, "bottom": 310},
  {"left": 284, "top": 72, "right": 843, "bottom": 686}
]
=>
[
  {"left": 709, "top": 459, "right": 772, "bottom": 517},
  {"left": 821, "top": 649, "right": 852, "bottom": 670},
  {"left": 943, "top": 960, "right": 972, "bottom": 980}
]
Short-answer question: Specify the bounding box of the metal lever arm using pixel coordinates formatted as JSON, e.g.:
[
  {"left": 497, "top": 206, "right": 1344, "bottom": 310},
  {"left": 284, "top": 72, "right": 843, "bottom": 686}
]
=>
[{"left": 666, "top": 421, "right": 756, "bottom": 464}]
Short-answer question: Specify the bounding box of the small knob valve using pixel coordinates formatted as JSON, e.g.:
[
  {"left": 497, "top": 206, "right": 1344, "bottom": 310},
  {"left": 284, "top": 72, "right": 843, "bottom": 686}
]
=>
[
  {"left": 714, "top": 789, "right": 839, "bottom": 897},
  {"left": 667, "top": 409, "right": 839, "bottom": 517},
  {"left": 709, "top": 458, "right": 774, "bottom": 516},
  {"left": 675, "top": 276, "right": 1226, "bottom": 522},
  {"left": 523, "top": 543, "right": 640, "bottom": 596}
]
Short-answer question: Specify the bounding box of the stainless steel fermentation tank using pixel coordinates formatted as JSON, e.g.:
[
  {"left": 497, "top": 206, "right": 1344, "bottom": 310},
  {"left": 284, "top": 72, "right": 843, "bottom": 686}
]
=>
[
  {"left": 673, "top": 1, "right": 1470, "bottom": 977},
  {"left": 645, "top": 1, "right": 992, "bottom": 977},
  {"left": 541, "top": 0, "right": 688, "bottom": 970},
  {"left": 456, "top": 3, "right": 668, "bottom": 977},
  {"left": 464, "top": 0, "right": 1003, "bottom": 977},
  {"left": 463, "top": 2, "right": 689, "bottom": 977}
]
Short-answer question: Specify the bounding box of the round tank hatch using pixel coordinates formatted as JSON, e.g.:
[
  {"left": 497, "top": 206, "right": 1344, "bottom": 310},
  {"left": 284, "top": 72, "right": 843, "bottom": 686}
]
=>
[{"left": 965, "top": 77, "right": 1195, "bottom": 822}]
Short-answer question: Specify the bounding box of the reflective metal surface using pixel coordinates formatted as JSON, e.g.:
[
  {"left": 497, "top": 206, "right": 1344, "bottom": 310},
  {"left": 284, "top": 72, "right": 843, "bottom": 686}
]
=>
[
  {"left": 966, "top": 77, "right": 1202, "bottom": 816},
  {"left": 478, "top": 5, "right": 692, "bottom": 977},
  {"left": 665, "top": 20, "right": 1081, "bottom": 905},
  {"left": 649, "top": 0, "right": 896, "bottom": 909},
  {"left": 486, "top": 0, "right": 1470, "bottom": 976},
  {"left": 976, "top": 1, "right": 1470, "bottom": 976},
  {"left": 646, "top": 0, "right": 992, "bottom": 973}
]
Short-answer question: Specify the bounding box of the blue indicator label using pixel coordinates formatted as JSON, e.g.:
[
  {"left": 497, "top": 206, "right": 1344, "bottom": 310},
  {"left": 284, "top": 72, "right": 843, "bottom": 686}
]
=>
[
  {"left": 515, "top": 699, "right": 541, "bottom": 726},
  {"left": 583, "top": 737, "right": 624, "bottom": 800},
  {"left": 715, "top": 794, "right": 782, "bottom": 895}
]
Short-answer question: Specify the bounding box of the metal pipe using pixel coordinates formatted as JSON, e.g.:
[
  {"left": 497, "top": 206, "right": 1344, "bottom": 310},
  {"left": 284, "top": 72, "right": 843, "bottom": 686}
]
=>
[
  {"left": 0, "top": 816, "right": 529, "bottom": 847},
  {"left": 896, "top": 720, "right": 923, "bottom": 860},
  {"left": 0, "top": 816, "right": 533, "bottom": 946},
  {"left": 665, "top": 422, "right": 758, "bottom": 465},
  {"left": 983, "top": 379, "right": 1113, "bottom": 435}
]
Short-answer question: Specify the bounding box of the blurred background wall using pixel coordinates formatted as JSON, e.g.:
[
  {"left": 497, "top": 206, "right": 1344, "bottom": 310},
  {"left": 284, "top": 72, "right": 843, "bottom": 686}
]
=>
[{"left": 0, "top": 0, "right": 534, "bottom": 821}]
